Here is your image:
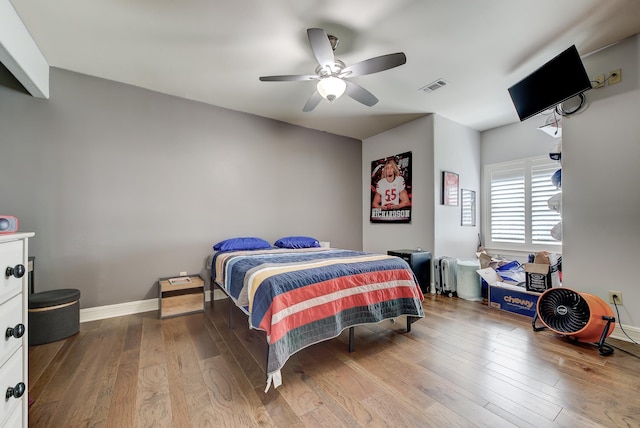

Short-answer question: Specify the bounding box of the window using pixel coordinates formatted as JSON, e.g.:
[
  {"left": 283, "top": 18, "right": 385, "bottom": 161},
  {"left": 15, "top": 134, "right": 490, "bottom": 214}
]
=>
[{"left": 484, "top": 156, "right": 562, "bottom": 251}]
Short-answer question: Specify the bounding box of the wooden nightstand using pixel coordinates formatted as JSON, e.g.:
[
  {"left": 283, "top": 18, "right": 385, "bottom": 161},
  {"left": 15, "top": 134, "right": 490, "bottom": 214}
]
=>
[{"left": 158, "top": 275, "right": 204, "bottom": 319}]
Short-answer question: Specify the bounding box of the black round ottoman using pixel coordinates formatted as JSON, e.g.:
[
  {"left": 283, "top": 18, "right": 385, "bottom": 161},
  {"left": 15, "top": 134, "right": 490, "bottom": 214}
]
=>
[{"left": 28, "top": 289, "right": 81, "bottom": 346}]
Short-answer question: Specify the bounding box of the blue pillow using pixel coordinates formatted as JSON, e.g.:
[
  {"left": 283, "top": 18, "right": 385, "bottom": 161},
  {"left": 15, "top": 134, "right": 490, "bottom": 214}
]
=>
[
  {"left": 274, "top": 236, "right": 320, "bottom": 249},
  {"left": 213, "top": 237, "right": 271, "bottom": 252}
]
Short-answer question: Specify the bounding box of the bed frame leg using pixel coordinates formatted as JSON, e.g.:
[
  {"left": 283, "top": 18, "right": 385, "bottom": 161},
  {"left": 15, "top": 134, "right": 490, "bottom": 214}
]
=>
[
  {"left": 265, "top": 343, "right": 270, "bottom": 378},
  {"left": 349, "top": 327, "right": 355, "bottom": 352},
  {"left": 228, "top": 300, "right": 233, "bottom": 330},
  {"left": 406, "top": 316, "right": 417, "bottom": 332}
]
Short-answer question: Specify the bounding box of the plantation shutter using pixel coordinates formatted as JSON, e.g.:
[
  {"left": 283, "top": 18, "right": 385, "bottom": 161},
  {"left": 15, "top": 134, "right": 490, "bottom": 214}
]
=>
[
  {"left": 485, "top": 156, "right": 562, "bottom": 249},
  {"left": 531, "top": 162, "right": 562, "bottom": 244},
  {"left": 490, "top": 167, "right": 525, "bottom": 243}
]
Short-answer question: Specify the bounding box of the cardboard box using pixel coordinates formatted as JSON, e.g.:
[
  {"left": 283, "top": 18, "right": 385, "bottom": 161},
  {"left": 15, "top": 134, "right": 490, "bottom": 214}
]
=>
[
  {"left": 478, "top": 252, "right": 492, "bottom": 269},
  {"left": 524, "top": 261, "right": 561, "bottom": 293},
  {"left": 476, "top": 267, "right": 520, "bottom": 287},
  {"left": 488, "top": 282, "right": 540, "bottom": 317},
  {"left": 477, "top": 267, "right": 538, "bottom": 317}
]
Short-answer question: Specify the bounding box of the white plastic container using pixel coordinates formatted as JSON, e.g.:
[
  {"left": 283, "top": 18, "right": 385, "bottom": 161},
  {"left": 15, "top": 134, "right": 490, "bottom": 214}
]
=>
[{"left": 456, "top": 258, "right": 482, "bottom": 301}]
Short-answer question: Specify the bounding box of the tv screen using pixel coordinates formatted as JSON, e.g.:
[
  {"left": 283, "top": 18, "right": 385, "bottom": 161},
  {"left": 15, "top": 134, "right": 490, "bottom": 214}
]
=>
[{"left": 508, "top": 45, "right": 591, "bottom": 121}]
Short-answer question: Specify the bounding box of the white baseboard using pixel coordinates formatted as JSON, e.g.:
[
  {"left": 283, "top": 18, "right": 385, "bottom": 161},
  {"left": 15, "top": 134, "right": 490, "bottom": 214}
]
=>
[
  {"left": 80, "top": 298, "right": 159, "bottom": 323},
  {"left": 80, "top": 289, "right": 227, "bottom": 323},
  {"left": 79, "top": 291, "right": 639, "bottom": 345},
  {"left": 610, "top": 323, "right": 640, "bottom": 344},
  {"left": 212, "top": 288, "right": 227, "bottom": 301}
]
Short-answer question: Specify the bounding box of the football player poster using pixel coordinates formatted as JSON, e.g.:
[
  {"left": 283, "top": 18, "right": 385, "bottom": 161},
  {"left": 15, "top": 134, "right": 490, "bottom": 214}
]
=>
[{"left": 370, "top": 151, "right": 412, "bottom": 223}]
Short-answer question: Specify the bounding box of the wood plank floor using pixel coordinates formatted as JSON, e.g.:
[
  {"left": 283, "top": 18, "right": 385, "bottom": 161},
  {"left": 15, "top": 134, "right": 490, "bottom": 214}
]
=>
[{"left": 28, "top": 294, "right": 640, "bottom": 427}]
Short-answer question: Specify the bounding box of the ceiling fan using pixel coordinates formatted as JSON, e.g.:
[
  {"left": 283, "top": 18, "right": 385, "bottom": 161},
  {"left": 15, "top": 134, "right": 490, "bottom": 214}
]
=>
[{"left": 259, "top": 28, "right": 407, "bottom": 112}]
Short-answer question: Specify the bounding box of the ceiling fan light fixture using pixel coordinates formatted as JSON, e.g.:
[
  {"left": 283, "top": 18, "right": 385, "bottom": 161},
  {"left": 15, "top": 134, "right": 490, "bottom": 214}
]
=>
[
  {"left": 317, "top": 76, "right": 346, "bottom": 102},
  {"left": 259, "top": 28, "right": 406, "bottom": 111}
]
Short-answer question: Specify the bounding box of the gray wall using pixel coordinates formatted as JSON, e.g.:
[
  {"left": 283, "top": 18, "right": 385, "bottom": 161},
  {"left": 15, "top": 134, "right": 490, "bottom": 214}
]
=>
[
  {"left": 433, "top": 115, "right": 481, "bottom": 259},
  {"left": 563, "top": 35, "right": 639, "bottom": 333},
  {"left": 362, "top": 114, "right": 481, "bottom": 286},
  {"left": 481, "top": 114, "right": 556, "bottom": 166},
  {"left": 481, "top": 35, "right": 640, "bottom": 338},
  {"left": 0, "top": 68, "right": 362, "bottom": 308},
  {"left": 362, "top": 116, "right": 435, "bottom": 255}
]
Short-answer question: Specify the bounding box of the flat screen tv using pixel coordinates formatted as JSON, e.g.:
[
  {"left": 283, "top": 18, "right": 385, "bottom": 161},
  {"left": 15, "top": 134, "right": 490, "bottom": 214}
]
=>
[{"left": 508, "top": 45, "right": 592, "bottom": 121}]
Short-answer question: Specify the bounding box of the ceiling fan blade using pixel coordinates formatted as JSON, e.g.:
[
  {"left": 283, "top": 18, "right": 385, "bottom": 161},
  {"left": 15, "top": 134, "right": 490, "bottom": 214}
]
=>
[
  {"left": 344, "top": 81, "right": 378, "bottom": 107},
  {"left": 342, "top": 52, "right": 406, "bottom": 77},
  {"left": 259, "top": 74, "right": 316, "bottom": 82},
  {"left": 303, "top": 91, "right": 323, "bottom": 112},
  {"left": 307, "top": 28, "right": 335, "bottom": 68}
]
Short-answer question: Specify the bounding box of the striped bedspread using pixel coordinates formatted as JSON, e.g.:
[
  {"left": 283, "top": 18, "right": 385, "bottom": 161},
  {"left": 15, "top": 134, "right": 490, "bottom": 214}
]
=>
[{"left": 212, "top": 248, "right": 425, "bottom": 390}]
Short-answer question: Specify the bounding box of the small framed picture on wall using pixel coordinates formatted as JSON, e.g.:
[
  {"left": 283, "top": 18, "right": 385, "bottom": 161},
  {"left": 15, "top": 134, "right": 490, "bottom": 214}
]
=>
[
  {"left": 441, "top": 171, "right": 459, "bottom": 206},
  {"left": 461, "top": 189, "right": 476, "bottom": 226}
]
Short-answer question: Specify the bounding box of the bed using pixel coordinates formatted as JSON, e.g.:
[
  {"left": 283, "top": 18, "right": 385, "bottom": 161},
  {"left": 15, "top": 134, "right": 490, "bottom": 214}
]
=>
[{"left": 209, "top": 245, "right": 425, "bottom": 391}]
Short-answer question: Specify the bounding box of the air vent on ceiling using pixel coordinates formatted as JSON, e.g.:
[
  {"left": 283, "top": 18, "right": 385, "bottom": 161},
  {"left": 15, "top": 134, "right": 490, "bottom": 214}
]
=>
[{"left": 420, "top": 79, "right": 448, "bottom": 93}]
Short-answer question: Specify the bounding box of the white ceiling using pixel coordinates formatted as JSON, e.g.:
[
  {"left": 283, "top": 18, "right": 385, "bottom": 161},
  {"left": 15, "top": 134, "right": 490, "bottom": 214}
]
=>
[{"left": 9, "top": 0, "right": 640, "bottom": 140}]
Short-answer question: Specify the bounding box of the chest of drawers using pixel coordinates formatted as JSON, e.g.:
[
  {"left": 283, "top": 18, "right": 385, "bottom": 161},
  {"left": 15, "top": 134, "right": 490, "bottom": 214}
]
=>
[{"left": 1, "top": 233, "right": 33, "bottom": 428}]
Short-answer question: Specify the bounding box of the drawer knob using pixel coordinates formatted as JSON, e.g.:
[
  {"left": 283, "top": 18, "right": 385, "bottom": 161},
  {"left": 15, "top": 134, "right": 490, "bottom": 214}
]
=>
[
  {"left": 5, "top": 264, "right": 25, "bottom": 279},
  {"left": 5, "top": 324, "right": 25, "bottom": 339},
  {"left": 6, "top": 382, "right": 25, "bottom": 400}
]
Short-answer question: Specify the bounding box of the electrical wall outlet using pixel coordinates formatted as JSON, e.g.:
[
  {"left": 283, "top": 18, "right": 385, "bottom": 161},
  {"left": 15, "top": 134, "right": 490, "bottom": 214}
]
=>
[
  {"left": 593, "top": 74, "right": 605, "bottom": 88},
  {"left": 608, "top": 290, "right": 623, "bottom": 305},
  {"left": 608, "top": 69, "right": 622, "bottom": 85},
  {"left": 180, "top": 271, "right": 187, "bottom": 276}
]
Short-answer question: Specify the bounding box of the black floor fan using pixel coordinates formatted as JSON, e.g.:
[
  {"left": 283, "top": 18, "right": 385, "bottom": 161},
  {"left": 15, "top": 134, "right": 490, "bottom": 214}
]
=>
[{"left": 532, "top": 287, "right": 616, "bottom": 355}]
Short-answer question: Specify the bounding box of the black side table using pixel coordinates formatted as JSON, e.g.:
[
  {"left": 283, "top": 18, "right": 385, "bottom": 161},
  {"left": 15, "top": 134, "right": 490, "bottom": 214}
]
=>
[{"left": 388, "top": 249, "right": 432, "bottom": 294}]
